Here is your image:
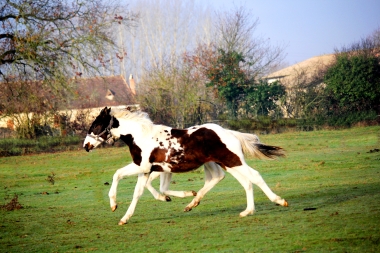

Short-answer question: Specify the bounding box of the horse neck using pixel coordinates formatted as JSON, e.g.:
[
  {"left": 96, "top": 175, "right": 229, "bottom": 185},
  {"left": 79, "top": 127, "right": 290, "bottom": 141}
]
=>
[{"left": 116, "top": 117, "right": 154, "bottom": 139}]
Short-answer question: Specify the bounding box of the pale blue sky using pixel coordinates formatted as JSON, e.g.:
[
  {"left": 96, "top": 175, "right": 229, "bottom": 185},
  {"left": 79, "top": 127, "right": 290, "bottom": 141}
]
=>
[{"left": 203, "top": 0, "right": 380, "bottom": 65}]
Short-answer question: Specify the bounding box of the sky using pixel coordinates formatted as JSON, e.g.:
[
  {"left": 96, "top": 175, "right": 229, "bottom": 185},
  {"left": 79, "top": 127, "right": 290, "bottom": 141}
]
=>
[{"left": 202, "top": 0, "right": 380, "bottom": 65}]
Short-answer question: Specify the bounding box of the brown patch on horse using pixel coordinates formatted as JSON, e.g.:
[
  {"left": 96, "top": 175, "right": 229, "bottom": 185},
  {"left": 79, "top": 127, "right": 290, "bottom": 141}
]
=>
[
  {"left": 149, "top": 147, "right": 169, "bottom": 163},
  {"left": 151, "top": 164, "right": 165, "bottom": 172},
  {"left": 120, "top": 134, "right": 142, "bottom": 166}
]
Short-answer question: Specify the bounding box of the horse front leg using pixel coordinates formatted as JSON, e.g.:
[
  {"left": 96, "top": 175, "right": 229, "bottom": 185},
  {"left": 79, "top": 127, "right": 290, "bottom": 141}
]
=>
[
  {"left": 108, "top": 163, "right": 145, "bottom": 213},
  {"left": 232, "top": 164, "right": 288, "bottom": 215},
  {"left": 246, "top": 166, "right": 288, "bottom": 207},
  {"left": 119, "top": 173, "right": 150, "bottom": 225}
]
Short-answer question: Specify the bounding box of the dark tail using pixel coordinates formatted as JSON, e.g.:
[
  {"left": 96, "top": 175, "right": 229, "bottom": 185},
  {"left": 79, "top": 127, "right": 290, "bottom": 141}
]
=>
[{"left": 254, "top": 143, "right": 286, "bottom": 160}]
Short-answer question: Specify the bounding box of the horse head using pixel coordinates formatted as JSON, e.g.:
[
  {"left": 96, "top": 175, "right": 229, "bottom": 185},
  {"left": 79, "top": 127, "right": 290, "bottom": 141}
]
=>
[{"left": 83, "top": 107, "right": 119, "bottom": 152}]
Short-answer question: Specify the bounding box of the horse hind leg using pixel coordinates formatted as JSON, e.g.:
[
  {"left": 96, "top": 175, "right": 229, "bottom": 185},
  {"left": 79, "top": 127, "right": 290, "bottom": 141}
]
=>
[
  {"left": 162, "top": 189, "right": 197, "bottom": 198},
  {"left": 160, "top": 172, "right": 197, "bottom": 198},
  {"left": 243, "top": 164, "right": 288, "bottom": 207},
  {"left": 145, "top": 172, "right": 197, "bottom": 201},
  {"left": 184, "top": 162, "right": 225, "bottom": 212},
  {"left": 226, "top": 167, "right": 255, "bottom": 217},
  {"left": 145, "top": 172, "right": 172, "bottom": 201}
]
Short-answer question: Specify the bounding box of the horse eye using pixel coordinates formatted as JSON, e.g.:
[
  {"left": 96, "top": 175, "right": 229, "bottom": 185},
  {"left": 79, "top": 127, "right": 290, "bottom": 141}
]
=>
[
  {"left": 95, "top": 126, "right": 104, "bottom": 134},
  {"left": 89, "top": 124, "right": 100, "bottom": 135}
]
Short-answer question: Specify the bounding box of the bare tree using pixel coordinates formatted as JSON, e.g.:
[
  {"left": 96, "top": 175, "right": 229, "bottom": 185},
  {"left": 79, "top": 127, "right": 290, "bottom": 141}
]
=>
[
  {"left": 123, "top": 0, "right": 213, "bottom": 80},
  {"left": 1, "top": 0, "right": 137, "bottom": 83},
  {"left": 370, "top": 26, "right": 380, "bottom": 46},
  {"left": 123, "top": 0, "right": 215, "bottom": 126},
  {"left": 137, "top": 58, "right": 207, "bottom": 128},
  {"left": 212, "top": 7, "right": 285, "bottom": 78},
  {"left": 335, "top": 26, "right": 380, "bottom": 58},
  {"left": 0, "top": 0, "right": 137, "bottom": 138}
]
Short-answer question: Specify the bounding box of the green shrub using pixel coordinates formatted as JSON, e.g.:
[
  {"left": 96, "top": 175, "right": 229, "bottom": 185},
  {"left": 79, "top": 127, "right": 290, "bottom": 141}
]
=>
[
  {"left": 321, "top": 110, "right": 378, "bottom": 127},
  {"left": 0, "top": 135, "right": 82, "bottom": 157}
]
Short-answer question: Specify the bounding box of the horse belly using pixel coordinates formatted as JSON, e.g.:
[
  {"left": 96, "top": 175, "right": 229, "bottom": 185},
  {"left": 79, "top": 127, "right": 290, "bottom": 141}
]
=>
[{"left": 151, "top": 160, "right": 204, "bottom": 173}]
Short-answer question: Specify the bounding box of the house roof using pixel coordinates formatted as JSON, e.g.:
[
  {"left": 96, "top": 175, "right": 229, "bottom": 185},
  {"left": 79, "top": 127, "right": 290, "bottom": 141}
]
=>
[
  {"left": 265, "top": 54, "right": 335, "bottom": 87},
  {"left": 70, "top": 75, "right": 136, "bottom": 109}
]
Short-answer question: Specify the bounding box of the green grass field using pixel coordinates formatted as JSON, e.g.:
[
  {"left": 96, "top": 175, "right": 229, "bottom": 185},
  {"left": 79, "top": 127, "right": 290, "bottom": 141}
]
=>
[{"left": 1, "top": 126, "right": 379, "bottom": 252}]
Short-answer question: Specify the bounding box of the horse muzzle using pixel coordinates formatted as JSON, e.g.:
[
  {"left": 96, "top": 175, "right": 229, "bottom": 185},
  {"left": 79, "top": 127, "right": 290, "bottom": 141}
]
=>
[{"left": 84, "top": 142, "right": 94, "bottom": 152}]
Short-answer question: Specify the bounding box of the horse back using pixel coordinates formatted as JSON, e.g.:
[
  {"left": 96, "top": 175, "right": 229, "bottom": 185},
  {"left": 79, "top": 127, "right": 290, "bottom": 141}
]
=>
[{"left": 149, "top": 125, "right": 242, "bottom": 173}]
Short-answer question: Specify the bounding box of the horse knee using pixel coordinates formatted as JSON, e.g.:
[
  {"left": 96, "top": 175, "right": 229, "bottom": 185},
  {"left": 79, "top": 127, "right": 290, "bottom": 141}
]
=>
[{"left": 247, "top": 170, "right": 265, "bottom": 185}]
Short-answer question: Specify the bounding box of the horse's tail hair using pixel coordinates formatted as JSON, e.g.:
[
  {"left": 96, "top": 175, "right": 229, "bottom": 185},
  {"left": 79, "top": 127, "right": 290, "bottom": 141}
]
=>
[{"left": 227, "top": 130, "right": 285, "bottom": 160}]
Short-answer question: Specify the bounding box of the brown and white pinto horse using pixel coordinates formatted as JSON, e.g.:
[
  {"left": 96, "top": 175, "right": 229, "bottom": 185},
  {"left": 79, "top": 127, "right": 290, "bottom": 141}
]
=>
[{"left": 83, "top": 107, "right": 288, "bottom": 225}]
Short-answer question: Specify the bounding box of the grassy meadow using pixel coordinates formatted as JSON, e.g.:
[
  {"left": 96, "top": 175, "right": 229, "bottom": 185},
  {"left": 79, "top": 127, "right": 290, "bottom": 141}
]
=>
[{"left": 0, "top": 126, "right": 379, "bottom": 252}]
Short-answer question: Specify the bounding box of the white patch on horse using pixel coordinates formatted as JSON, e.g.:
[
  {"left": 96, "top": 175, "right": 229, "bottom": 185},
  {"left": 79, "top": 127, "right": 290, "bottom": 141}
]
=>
[
  {"left": 186, "top": 126, "right": 201, "bottom": 134},
  {"left": 152, "top": 162, "right": 173, "bottom": 172},
  {"left": 153, "top": 127, "right": 185, "bottom": 164},
  {"left": 83, "top": 132, "right": 104, "bottom": 149}
]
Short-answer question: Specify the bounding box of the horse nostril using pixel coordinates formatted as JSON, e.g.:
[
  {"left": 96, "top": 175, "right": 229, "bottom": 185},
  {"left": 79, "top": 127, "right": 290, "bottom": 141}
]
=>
[{"left": 84, "top": 143, "right": 91, "bottom": 152}]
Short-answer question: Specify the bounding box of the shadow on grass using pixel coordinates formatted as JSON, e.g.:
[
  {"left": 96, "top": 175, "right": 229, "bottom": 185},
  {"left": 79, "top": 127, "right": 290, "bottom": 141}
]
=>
[{"left": 281, "top": 181, "right": 380, "bottom": 213}]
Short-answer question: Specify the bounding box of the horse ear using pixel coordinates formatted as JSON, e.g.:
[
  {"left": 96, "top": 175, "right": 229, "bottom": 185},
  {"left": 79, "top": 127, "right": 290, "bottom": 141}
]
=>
[{"left": 100, "top": 107, "right": 110, "bottom": 116}]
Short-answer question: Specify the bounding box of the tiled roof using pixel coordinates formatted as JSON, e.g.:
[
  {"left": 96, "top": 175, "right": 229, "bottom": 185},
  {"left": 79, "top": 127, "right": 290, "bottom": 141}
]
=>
[
  {"left": 265, "top": 54, "right": 335, "bottom": 87},
  {"left": 70, "top": 75, "right": 135, "bottom": 109}
]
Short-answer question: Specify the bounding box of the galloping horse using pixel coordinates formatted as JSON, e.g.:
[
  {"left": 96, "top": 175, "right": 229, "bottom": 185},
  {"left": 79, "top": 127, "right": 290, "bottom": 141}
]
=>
[{"left": 83, "top": 107, "right": 288, "bottom": 225}]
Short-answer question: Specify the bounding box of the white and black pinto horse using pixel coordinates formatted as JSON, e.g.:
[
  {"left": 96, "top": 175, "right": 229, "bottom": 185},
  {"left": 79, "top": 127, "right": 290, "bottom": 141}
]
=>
[{"left": 83, "top": 107, "right": 288, "bottom": 225}]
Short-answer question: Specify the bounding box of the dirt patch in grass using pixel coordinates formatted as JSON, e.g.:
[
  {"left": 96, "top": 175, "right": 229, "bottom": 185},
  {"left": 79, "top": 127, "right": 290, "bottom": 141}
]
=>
[{"left": 1, "top": 194, "right": 23, "bottom": 211}]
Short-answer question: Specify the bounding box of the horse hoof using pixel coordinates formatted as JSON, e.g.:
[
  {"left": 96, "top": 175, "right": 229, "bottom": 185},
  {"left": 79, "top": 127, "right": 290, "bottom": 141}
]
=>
[
  {"left": 192, "top": 191, "right": 197, "bottom": 196},
  {"left": 165, "top": 196, "right": 172, "bottom": 202},
  {"left": 184, "top": 207, "right": 192, "bottom": 212},
  {"left": 118, "top": 220, "right": 126, "bottom": 225},
  {"left": 111, "top": 205, "right": 118, "bottom": 212},
  {"left": 239, "top": 210, "right": 254, "bottom": 217},
  {"left": 283, "top": 200, "right": 289, "bottom": 207}
]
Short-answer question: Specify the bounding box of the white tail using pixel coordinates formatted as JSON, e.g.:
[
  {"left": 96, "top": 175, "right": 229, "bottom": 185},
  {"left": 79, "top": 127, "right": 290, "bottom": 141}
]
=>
[{"left": 228, "top": 130, "right": 285, "bottom": 160}]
